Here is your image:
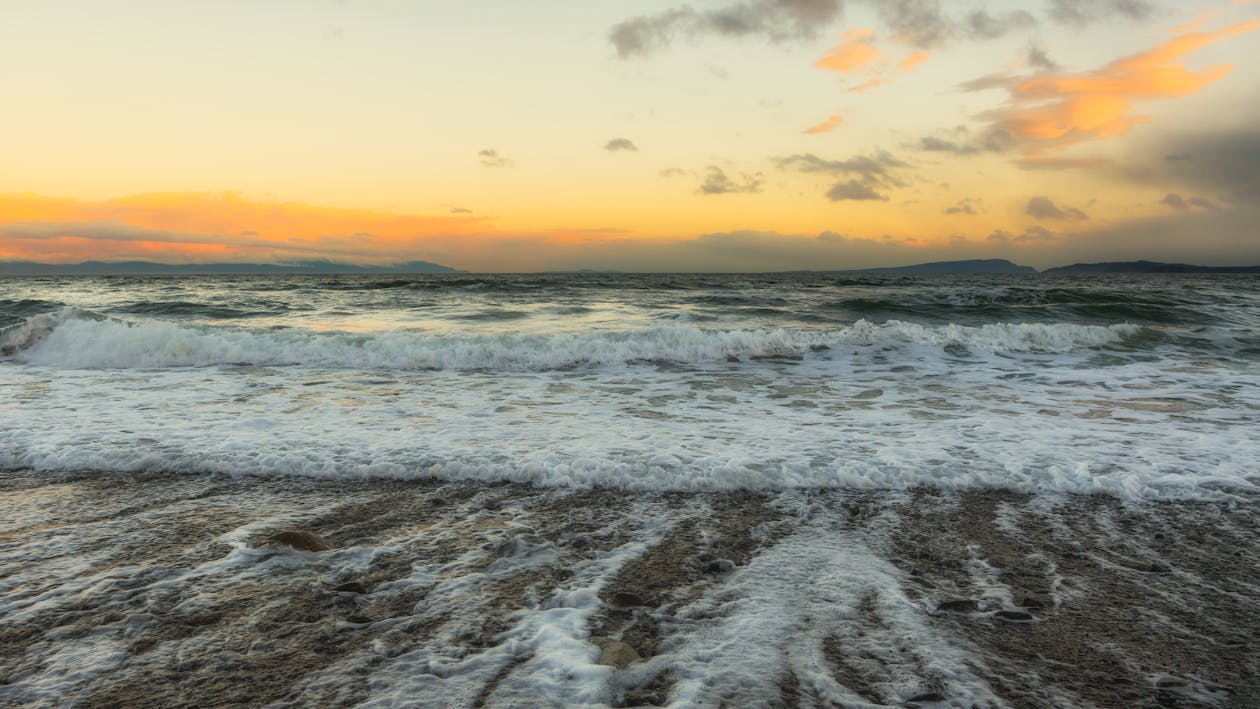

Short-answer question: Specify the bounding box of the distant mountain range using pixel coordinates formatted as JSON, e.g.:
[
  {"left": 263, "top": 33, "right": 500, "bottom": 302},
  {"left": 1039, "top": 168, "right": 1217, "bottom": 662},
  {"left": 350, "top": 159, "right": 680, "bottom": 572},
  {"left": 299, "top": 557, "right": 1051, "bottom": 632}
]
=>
[
  {"left": 0, "top": 259, "right": 460, "bottom": 275},
  {"left": 1, "top": 258, "right": 1258, "bottom": 276},
  {"left": 1042, "top": 260, "right": 1260, "bottom": 274},
  {"left": 839, "top": 259, "right": 1036, "bottom": 275}
]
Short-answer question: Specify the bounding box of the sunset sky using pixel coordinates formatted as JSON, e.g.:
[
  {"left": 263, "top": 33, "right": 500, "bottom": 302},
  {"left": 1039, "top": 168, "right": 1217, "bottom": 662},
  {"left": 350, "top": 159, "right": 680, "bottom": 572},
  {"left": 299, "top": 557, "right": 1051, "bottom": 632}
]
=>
[{"left": 2, "top": 0, "right": 1258, "bottom": 271}]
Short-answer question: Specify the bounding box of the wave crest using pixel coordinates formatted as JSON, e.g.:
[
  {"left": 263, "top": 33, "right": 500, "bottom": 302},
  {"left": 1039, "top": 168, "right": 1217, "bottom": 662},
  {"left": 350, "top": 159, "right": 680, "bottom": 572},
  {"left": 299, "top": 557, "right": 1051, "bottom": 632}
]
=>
[{"left": 1, "top": 309, "right": 1147, "bottom": 370}]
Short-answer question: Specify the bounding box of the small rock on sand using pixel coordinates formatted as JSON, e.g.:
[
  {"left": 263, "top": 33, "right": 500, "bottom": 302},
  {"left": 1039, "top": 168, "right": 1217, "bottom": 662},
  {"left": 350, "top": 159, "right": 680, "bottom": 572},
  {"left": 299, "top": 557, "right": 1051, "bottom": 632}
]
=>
[
  {"left": 592, "top": 637, "right": 642, "bottom": 669},
  {"left": 265, "top": 530, "right": 332, "bottom": 552},
  {"left": 704, "top": 559, "right": 735, "bottom": 574},
  {"left": 993, "top": 609, "right": 1035, "bottom": 622},
  {"left": 610, "top": 590, "right": 646, "bottom": 607},
  {"left": 936, "top": 599, "right": 979, "bottom": 613}
]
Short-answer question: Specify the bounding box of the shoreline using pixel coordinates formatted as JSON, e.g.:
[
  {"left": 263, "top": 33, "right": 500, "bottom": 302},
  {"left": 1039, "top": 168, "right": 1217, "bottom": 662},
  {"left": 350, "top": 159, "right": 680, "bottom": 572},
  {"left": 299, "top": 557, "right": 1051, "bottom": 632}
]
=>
[{"left": 2, "top": 470, "right": 1257, "bottom": 707}]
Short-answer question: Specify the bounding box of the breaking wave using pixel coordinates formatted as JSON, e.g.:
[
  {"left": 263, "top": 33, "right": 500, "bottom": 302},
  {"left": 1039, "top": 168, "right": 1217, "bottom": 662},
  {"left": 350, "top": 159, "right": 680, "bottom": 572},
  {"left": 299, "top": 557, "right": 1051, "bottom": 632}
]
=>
[{"left": 2, "top": 308, "right": 1147, "bottom": 371}]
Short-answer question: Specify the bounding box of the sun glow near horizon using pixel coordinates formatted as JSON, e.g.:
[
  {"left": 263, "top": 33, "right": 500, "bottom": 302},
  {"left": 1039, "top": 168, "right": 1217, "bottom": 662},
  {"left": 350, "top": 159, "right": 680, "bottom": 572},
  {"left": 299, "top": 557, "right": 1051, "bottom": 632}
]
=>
[{"left": 2, "top": 1, "right": 1259, "bottom": 271}]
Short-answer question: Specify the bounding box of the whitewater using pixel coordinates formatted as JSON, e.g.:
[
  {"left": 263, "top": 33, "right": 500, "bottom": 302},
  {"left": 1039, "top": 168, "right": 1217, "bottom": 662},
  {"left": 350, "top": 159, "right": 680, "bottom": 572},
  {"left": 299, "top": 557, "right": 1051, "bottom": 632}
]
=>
[{"left": 1, "top": 273, "right": 1258, "bottom": 499}]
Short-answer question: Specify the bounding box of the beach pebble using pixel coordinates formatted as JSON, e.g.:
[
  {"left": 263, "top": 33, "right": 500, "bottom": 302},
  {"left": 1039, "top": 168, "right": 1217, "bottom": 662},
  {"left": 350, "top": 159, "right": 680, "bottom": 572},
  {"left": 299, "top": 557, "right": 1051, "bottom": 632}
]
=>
[
  {"left": 704, "top": 558, "right": 735, "bottom": 574},
  {"left": 936, "top": 599, "right": 979, "bottom": 613},
  {"left": 609, "top": 590, "right": 646, "bottom": 607},
  {"left": 265, "top": 530, "right": 332, "bottom": 552},
  {"left": 592, "top": 637, "right": 642, "bottom": 669},
  {"left": 993, "top": 610, "right": 1035, "bottom": 622},
  {"left": 1146, "top": 561, "right": 1172, "bottom": 573}
]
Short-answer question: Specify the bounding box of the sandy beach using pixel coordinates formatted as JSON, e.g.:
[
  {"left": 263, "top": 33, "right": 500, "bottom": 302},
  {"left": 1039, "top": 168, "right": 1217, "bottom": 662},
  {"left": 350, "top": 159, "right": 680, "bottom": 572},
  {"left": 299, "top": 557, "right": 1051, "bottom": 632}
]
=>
[{"left": 2, "top": 469, "right": 1255, "bottom": 708}]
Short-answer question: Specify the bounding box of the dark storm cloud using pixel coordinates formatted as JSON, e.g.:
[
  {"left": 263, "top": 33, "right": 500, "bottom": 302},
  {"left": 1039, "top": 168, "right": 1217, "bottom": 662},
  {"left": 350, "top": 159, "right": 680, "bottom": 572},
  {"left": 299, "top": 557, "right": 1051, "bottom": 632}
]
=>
[
  {"left": 1047, "top": 0, "right": 1154, "bottom": 28},
  {"left": 478, "top": 149, "right": 512, "bottom": 168},
  {"left": 1026, "top": 196, "right": 1088, "bottom": 221},
  {"left": 609, "top": 0, "right": 842, "bottom": 58},
  {"left": 699, "top": 166, "right": 764, "bottom": 194},
  {"left": 604, "top": 138, "right": 639, "bottom": 152}
]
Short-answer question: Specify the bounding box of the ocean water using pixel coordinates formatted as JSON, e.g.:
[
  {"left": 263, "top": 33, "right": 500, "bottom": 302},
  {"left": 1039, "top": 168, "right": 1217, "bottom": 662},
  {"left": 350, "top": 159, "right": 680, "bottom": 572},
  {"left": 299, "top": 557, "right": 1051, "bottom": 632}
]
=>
[
  {"left": 3, "top": 272, "right": 1258, "bottom": 500},
  {"left": 3, "top": 273, "right": 1260, "bottom": 707}
]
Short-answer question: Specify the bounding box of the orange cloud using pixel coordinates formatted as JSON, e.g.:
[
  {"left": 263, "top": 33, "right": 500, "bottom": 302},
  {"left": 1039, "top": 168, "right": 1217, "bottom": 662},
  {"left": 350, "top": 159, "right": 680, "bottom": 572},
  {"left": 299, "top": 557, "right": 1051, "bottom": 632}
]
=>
[
  {"left": 847, "top": 78, "right": 889, "bottom": 93},
  {"left": 803, "top": 113, "right": 845, "bottom": 135},
  {"left": 0, "top": 192, "right": 492, "bottom": 266},
  {"left": 815, "top": 29, "right": 882, "bottom": 73},
  {"left": 899, "top": 51, "right": 931, "bottom": 72},
  {"left": 979, "top": 20, "right": 1260, "bottom": 159},
  {"left": 0, "top": 192, "right": 659, "bottom": 271}
]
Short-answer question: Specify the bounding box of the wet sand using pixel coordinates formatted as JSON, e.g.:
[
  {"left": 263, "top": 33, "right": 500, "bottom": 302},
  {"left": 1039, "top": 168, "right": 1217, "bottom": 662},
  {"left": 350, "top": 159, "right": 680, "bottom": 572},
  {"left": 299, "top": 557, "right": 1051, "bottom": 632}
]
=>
[{"left": 1, "top": 470, "right": 1256, "bottom": 707}]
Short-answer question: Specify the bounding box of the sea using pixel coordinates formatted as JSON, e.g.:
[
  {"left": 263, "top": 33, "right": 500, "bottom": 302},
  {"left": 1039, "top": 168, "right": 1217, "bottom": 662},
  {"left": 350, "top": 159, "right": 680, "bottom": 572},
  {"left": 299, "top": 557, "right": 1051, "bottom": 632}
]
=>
[
  {"left": 4, "top": 272, "right": 1260, "bottom": 707},
  {"left": 1, "top": 272, "right": 1258, "bottom": 500}
]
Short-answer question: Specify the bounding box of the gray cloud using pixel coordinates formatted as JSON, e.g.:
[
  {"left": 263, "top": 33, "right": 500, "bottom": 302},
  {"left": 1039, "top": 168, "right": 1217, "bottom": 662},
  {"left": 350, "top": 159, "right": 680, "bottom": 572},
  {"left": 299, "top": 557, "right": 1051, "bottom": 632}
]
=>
[
  {"left": 1160, "top": 193, "right": 1216, "bottom": 210},
  {"left": 871, "top": 0, "right": 950, "bottom": 47},
  {"left": 0, "top": 220, "right": 359, "bottom": 257},
  {"left": 699, "top": 166, "right": 764, "bottom": 195},
  {"left": 478, "top": 149, "right": 512, "bottom": 168},
  {"left": 659, "top": 167, "right": 689, "bottom": 178},
  {"left": 963, "top": 9, "right": 1037, "bottom": 40},
  {"left": 869, "top": 1, "right": 1038, "bottom": 49},
  {"left": 450, "top": 207, "right": 473, "bottom": 214},
  {"left": 915, "top": 126, "right": 1014, "bottom": 155},
  {"left": 776, "top": 151, "right": 908, "bottom": 185},
  {"left": 609, "top": 0, "right": 1151, "bottom": 58},
  {"left": 605, "top": 138, "right": 638, "bottom": 152},
  {"left": 986, "top": 225, "right": 1059, "bottom": 246},
  {"left": 826, "top": 180, "right": 887, "bottom": 201},
  {"left": 1047, "top": 0, "right": 1153, "bottom": 28},
  {"left": 1026, "top": 196, "right": 1088, "bottom": 221},
  {"left": 1, "top": 221, "right": 238, "bottom": 245},
  {"left": 1026, "top": 42, "right": 1057, "bottom": 71},
  {"left": 944, "top": 197, "right": 981, "bottom": 215},
  {"left": 609, "top": 0, "right": 842, "bottom": 58},
  {"left": 1122, "top": 125, "right": 1260, "bottom": 204},
  {"left": 777, "top": 150, "right": 910, "bottom": 201},
  {"left": 1044, "top": 203, "right": 1260, "bottom": 266},
  {"left": 1156, "top": 128, "right": 1260, "bottom": 203}
]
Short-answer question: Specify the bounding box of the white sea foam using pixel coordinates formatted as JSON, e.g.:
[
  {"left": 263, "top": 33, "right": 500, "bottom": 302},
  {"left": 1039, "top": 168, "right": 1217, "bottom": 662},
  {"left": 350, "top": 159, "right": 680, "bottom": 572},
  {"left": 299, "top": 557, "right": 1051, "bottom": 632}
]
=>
[
  {"left": 5, "top": 309, "right": 1144, "bottom": 371},
  {"left": 2, "top": 339, "right": 1257, "bottom": 498}
]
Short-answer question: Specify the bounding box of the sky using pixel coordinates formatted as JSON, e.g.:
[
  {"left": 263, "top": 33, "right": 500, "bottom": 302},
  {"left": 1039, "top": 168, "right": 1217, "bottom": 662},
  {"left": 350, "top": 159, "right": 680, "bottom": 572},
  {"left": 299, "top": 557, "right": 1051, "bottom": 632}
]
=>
[{"left": 2, "top": 0, "right": 1258, "bottom": 271}]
